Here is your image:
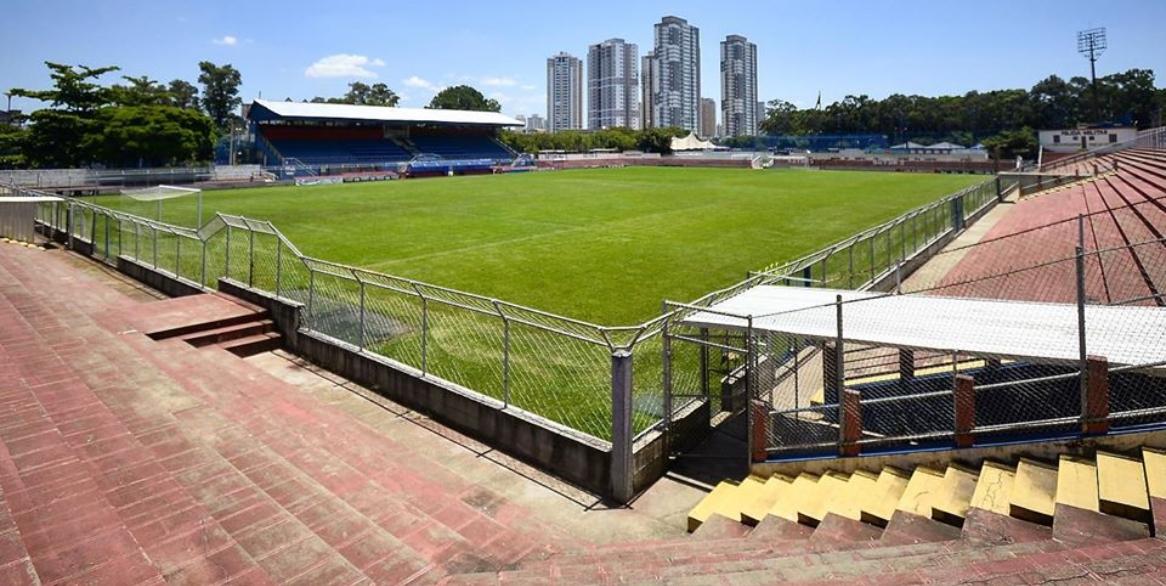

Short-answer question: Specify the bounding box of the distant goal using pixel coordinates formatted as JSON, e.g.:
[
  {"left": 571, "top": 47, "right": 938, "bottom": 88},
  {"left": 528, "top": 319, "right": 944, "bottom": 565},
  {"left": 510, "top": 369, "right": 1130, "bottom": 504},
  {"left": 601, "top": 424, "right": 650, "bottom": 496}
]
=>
[{"left": 120, "top": 185, "right": 204, "bottom": 227}]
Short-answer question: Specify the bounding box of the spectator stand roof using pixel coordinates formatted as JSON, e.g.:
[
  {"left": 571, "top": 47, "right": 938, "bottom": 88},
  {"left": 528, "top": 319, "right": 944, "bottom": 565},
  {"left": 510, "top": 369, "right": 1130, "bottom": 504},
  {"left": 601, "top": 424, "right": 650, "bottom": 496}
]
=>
[
  {"left": 681, "top": 286, "right": 1166, "bottom": 368},
  {"left": 247, "top": 99, "right": 523, "bottom": 128}
]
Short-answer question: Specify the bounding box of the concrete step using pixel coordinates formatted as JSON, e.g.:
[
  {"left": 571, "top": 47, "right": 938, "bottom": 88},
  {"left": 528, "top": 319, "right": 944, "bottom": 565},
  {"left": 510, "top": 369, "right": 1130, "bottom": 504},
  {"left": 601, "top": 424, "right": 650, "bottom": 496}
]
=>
[
  {"left": 1143, "top": 447, "right": 1166, "bottom": 535},
  {"left": 739, "top": 473, "right": 794, "bottom": 525},
  {"left": 217, "top": 332, "right": 282, "bottom": 357},
  {"left": 767, "top": 472, "right": 819, "bottom": 523},
  {"left": 931, "top": 464, "right": 978, "bottom": 527},
  {"left": 1011, "top": 458, "right": 1058, "bottom": 525},
  {"left": 798, "top": 470, "right": 849, "bottom": 526},
  {"left": 1097, "top": 450, "right": 1152, "bottom": 524},
  {"left": 860, "top": 466, "right": 910, "bottom": 527},
  {"left": 178, "top": 319, "right": 275, "bottom": 347}
]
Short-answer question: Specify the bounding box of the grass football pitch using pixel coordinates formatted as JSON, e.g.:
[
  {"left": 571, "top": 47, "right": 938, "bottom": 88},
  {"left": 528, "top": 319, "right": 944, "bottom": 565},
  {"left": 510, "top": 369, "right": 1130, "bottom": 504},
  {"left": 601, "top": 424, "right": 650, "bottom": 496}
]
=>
[{"left": 99, "top": 167, "right": 981, "bottom": 325}]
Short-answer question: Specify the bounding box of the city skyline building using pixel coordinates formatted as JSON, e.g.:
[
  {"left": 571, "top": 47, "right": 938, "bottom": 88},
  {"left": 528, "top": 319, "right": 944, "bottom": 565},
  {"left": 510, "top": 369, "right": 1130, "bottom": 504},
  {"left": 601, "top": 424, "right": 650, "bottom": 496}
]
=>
[
  {"left": 651, "top": 16, "right": 701, "bottom": 132},
  {"left": 587, "top": 38, "right": 640, "bottom": 129},
  {"left": 546, "top": 51, "right": 583, "bottom": 132},
  {"left": 720, "top": 34, "right": 758, "bottom": 136}
]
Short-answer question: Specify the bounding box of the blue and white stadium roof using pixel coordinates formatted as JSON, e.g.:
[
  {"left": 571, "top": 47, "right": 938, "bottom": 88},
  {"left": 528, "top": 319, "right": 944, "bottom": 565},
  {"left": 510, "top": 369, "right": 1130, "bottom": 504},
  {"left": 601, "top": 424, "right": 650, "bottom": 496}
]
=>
[{"left": 247, "top": 99, "right": 522, "bottom": 127}]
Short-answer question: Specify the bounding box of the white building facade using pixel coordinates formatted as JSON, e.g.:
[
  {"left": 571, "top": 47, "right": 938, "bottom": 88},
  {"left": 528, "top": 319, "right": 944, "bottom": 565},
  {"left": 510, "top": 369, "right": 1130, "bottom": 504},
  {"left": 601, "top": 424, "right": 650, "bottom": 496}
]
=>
[
  {"left": 546, "top": 52, "right": 583, "bottom": 132},
  {"left": 720, "top": 35, "right": 758, "bottom": 137},
  {"left": 588, "top": 39, "right": 640, "bottom": 130},
  {"left": 651, "top": 16, "right": 701, "bottom": 132}
]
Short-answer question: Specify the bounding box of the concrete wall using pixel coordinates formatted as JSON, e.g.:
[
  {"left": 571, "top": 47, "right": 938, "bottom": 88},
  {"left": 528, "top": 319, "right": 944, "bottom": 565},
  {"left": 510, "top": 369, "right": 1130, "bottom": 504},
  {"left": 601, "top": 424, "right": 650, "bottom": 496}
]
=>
[
  {"left": 117, "top": 258, "right": 205, "bottom": 297},
  {"left": 218, "top": 279, "right": 618, "bottom": 496},
  {"left": 753, "top": 428, "right": 1166, "bottom": 479}
]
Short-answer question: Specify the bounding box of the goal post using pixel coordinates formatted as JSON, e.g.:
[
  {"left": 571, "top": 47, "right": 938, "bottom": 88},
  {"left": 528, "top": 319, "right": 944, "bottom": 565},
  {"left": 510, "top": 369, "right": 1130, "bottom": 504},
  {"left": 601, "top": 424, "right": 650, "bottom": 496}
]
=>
[{"left": 120, "top": 185, "right": 204, "bottom": 227}]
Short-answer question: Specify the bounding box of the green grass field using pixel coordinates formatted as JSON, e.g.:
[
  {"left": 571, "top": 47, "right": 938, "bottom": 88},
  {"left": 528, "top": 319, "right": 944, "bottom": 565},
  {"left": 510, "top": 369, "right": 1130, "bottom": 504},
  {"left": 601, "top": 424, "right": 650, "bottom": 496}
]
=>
[{"left": 98, "top": 167, "right": 980, "bottom": 325}]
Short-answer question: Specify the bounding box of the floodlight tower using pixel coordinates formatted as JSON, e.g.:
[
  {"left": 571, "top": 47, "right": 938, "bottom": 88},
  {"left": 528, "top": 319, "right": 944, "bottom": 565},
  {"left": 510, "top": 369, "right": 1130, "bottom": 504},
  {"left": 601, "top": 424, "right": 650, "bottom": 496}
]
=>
[{"left": 1077, "top": 27, "right": 1107, "bottom": 123}]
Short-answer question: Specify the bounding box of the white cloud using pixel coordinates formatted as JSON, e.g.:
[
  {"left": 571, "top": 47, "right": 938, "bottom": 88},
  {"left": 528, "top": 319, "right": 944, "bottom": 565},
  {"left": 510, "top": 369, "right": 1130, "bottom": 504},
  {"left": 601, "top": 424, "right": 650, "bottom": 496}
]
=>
[
  {"left": 403, "top": 75, "right": 438, "bottom": 90},
  {"left": 520, "top": 84, "right": 536, "bottom": 91},
  {"left": 304, "top": 54, "right": 385, "bottom": 79},
  {"left": 481, "top": 76, "right": 518, "bottom": 87},
  {"left": 212, "top": 35, "right": 238, "bottom": 46}
]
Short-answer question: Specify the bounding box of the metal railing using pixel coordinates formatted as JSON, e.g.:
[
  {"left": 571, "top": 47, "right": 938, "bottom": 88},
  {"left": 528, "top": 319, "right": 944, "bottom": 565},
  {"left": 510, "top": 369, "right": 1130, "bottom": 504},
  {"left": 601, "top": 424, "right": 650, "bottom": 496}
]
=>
[{"left": 19, "top": 172, "right": 1016, "bottom": 459}]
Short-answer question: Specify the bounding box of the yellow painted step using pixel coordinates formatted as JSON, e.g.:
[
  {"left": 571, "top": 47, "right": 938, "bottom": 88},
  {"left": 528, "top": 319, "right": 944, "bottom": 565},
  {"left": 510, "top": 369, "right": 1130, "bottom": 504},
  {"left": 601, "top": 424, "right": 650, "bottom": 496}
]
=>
[
  {"left": 687, "top": 481, "right": 741, "bottom": 533},
  {"left": 729, "top": 476, "right": 770, "bottom": 526},
  {"left": 1055, "top": 455, "right": 1099, "bottom": 512},
  {"left": 827, "top": 469, "right": 879, "bottom": 522},
  {"left": 896, "top": 466, "right": 946, "bottom": 518},
  {"left": 740, "top": 474, "right": 794, "bottom": 525},
  {"left": 1143, "top": 447, "right": 1166, "bottom": 502},
  {"left": 861, "top": 467, "right": 910, "bottom": 526},
  {"left": 800, "top": 471, "right": 850, "bottom": 525},
  {"left": 969, "top": 461, "right": 1016, "bottom": 516},
  {"left": 1011, "top": 458, "right": 1058, "bottom": 525},
  {"left": 1097, "top": 451, "right": 1151, "bottom": 523},
  {"left": 768, "top": 473, "right": 819, "bottom": 523},
  {"left": 931, "top": 464, "right": 979, "bottom": 526}
]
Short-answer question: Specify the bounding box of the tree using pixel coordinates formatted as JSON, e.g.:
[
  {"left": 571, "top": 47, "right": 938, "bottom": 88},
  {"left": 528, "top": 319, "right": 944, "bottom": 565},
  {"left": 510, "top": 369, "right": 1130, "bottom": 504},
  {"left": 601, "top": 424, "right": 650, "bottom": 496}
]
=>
[
  {"left": 981, "top": 127, "right": 1038, "bottom": 160},
  {"left": 10, "top": 62, "right": 120, "bottom": 166},
  {"left": 111, "top": 75, "right": 171, "bottom": 107},
  {"left": 91, "top": 105, "right": 214, "bottom": 167},
  {"left": 167, "top": 80, "right": 199, "bottom": 109},
  {"left": 309, "top": 82, "right": 401, "bottom": 106},
  {"left": 427, "top": 85, "right": 500, "bottom": 112},
  {"left": 0, "top": 123, "right": 27, "bottom": 169},
  {"left": 197, "top": 61, "right": 242, "bottom": 129}
]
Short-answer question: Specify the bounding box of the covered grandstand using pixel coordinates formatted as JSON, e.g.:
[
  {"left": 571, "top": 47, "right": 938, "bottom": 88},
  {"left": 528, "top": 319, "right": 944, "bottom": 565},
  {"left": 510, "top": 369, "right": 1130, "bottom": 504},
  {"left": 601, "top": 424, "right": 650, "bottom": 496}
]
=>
[{"left": 247, "top": 99, "right": 522, "bottom": 177}]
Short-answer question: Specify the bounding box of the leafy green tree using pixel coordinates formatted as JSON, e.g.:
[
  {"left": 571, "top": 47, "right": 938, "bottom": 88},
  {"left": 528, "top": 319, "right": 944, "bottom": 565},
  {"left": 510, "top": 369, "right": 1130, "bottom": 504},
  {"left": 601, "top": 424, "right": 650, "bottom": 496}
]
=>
[
  {"left": 982, "top": 127, "right": 1038, "bottom": 160},
  {"left": 427, "top": 85, "right": 500, "bottom": 112},
  {"left": 10, "top": 62, "right": 120, "bottom": 166},
  {"left": 197, "top": 61, "right": 242, "bottom": 129},
  {"left": 310, "top": 82, "right": 400, "bottom": 106},
  {"left": 0, "top": 122, "right": 27, "bottom": 169},
  {"left": 167, "top": 79, "right": 199, "bottom": 109},
  {"left": 111, "top": 75, "right": 171, "bottom": 107},
  {"left": 91, "top": 105, "right": 214, "bottom": 167}
]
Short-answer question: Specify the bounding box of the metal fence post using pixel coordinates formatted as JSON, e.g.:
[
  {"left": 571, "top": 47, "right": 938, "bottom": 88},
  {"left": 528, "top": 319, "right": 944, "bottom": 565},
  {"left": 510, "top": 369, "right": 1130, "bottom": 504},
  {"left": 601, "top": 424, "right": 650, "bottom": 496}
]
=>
[
  {"left": 699, "top": 327, "right": 710, "bottom": 397},
  {"left": 201, "top": 239, "right": 207, "bottom": 287},
  {"left": 134, "top": 222, "right": 140, "bottom": 260},
  {"left": 413, "top": 284, "right": 429, "bottom": 376},
  {"left": 152, "top": 226, "right": 158, "bottom": 268},
  {"left": 103, "top": 212, "right": 110, "bottom": 259},
  {"left": 847, "top": 245, "right": 855, "bottom": 289},
  {"left": 661, "top": 311, "right": 673, "bottom": 442},
  {"left": 358, "top": 277, "right": 366, "bottom": 350},
  {"left": 175, "top": 233, "right": 181, "bottom": 278},
  {"left": 1075, "top": 215, "right": 1089, "bottom": 411},
  {"left": 868, "top": 234, "right": 875, "bottom": 283},
  {"left": 225, "top": 225, "right": 232, "bottom": 279},
  {"left": 501, "top": 313, "right": 510, "bottom": 406},
  {"left": 834, "top": 294, "right": 844, "bottom": 398},
  {"left": 610, "top": 349, "right": 634, "bottom": 503},
  {"left": 248, "top": 226, "right": 255, "bottom": 286},
  {"left": 307, "top": 268, "right": 316, "bottom": 327},
  {"left": 274, "top": 239, "right": 282, "bottom": 297}
]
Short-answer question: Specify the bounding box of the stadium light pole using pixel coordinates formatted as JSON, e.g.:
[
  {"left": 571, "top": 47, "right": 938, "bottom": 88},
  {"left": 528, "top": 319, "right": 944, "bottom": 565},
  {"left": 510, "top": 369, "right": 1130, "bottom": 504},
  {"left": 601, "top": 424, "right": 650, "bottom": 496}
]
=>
[{"left": 1077, "top": 28, "right": 1107, "bottom": 123}]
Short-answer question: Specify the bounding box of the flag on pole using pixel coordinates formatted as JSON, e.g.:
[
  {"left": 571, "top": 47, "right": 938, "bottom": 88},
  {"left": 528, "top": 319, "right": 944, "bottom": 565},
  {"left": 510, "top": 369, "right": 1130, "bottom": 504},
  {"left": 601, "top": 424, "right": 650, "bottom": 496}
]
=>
[{"left": 815, "top": 91, "right": 821, "bottom": 109}]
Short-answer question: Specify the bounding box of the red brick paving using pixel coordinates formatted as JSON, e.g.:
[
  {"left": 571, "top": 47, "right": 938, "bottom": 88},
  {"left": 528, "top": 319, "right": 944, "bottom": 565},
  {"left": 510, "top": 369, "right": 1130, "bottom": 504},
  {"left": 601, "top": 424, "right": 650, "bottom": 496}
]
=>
[
  {"left": 5, "top": 156, "right": 1166, "bottom": 584},
  {"left": 936, "top": 149, "right": 1166, "bottom": 304}
]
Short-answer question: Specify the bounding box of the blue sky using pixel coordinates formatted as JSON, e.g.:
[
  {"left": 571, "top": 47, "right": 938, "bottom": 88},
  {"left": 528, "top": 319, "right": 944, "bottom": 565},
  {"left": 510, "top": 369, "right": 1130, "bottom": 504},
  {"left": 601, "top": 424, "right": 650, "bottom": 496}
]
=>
[{"left": 3, "top": 0, "right": 1164, "bottom": 120}]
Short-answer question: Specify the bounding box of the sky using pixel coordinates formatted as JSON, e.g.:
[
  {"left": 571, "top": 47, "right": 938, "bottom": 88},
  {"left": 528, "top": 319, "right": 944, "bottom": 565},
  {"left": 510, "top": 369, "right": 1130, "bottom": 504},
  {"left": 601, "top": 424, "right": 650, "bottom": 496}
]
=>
[{"left": 2, "top": 0, "right": 1165, "bottom": 122}]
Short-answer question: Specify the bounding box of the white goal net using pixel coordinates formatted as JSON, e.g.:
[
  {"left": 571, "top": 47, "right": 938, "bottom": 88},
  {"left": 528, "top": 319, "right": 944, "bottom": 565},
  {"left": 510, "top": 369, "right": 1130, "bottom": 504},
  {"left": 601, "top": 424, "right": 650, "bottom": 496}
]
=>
[{"left": 120, "top": 185, "right": 204, "bottom": 226}]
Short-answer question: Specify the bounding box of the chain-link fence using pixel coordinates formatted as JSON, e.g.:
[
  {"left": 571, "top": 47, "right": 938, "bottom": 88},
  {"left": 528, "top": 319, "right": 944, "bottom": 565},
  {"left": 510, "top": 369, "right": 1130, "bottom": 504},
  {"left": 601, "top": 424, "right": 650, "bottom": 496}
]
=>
[
  {"left": 685, "top": 203, "right": 1166, "bottom": 460},
  {"left": 17, "top": 172, "right": 1022, "bottom": 455}
]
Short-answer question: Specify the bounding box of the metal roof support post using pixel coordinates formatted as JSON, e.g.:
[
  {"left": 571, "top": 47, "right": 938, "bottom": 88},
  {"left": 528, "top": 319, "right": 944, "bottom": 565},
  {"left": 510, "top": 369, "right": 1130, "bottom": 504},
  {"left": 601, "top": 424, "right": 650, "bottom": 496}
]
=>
[
  {"left": 610, "top": 349, "right": 634, "bottom": 503},
  {"left": 1076, "top": 215, "right": 1088, "bottom": 408}
]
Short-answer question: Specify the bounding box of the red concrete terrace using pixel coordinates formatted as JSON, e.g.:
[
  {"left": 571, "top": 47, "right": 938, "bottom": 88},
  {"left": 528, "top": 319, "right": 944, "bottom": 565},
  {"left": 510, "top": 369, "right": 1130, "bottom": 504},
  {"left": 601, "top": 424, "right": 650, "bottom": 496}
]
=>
[{"left": 3, "top": 184, "right": 1166, "bottom": 584}]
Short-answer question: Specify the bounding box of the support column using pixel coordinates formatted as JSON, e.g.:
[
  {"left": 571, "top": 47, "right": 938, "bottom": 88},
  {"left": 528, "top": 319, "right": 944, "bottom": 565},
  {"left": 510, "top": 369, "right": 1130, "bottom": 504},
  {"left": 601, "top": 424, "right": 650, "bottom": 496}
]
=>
[
  {"left": 898, "top": 348, "right": 915, "bottom": 390},
  {"left": 611, "top": 350, "right": 634, "bottom": 503},
  {"left": 954, "top": 374, "right": 975, "bottom": 448},
  {"left": 823, "top": 341, "right": 842, "bottom": 405},
  {"left": 839, "top": 389, "right": 861, "bottom": 457},
  {"left": 751, "top": 399, "right": 768, "bottom": 463},
  {"left": 1082, "top": 355, "right": 1110, "bottom": 435}
]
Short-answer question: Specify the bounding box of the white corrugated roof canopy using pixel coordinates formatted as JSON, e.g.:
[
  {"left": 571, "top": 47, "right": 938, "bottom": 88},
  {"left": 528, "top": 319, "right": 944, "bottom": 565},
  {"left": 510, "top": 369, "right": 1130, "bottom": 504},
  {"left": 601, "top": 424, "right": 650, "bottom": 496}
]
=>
[{"left": 248, "top": 99, "right": 523, "bottom": 127}]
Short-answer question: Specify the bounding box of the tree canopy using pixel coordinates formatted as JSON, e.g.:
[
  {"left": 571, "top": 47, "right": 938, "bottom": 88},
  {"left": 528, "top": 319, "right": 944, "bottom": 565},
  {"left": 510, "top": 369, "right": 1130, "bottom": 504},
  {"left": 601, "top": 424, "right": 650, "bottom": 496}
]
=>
[
  {"left": 498, "top": 127, "right": 687, "bottom": 154},
  {"left": 427, "top": 85, "right": 500, "bottom": 112},
  {"left": 197, "top": 61, "right": 242, "bottom": 130},
  {"left": 759, "top": 68, "right": 1165, "bottom": 142},
  {"left": 6, "top": 62, "right": 217, "bottom": 168},
  {"left": 309, "top": 82, "right": 400, "bottom": 106}
]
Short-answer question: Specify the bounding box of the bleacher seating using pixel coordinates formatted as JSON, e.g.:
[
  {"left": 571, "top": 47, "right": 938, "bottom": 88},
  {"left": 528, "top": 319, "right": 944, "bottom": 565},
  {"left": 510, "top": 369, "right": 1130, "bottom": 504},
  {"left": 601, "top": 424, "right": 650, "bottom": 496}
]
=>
[
  {"left": 410, "top": 134, "right": 514, "bottom": 161},
  {"left": 260, "top": 126, "right": 412, "bottom": 166}
]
